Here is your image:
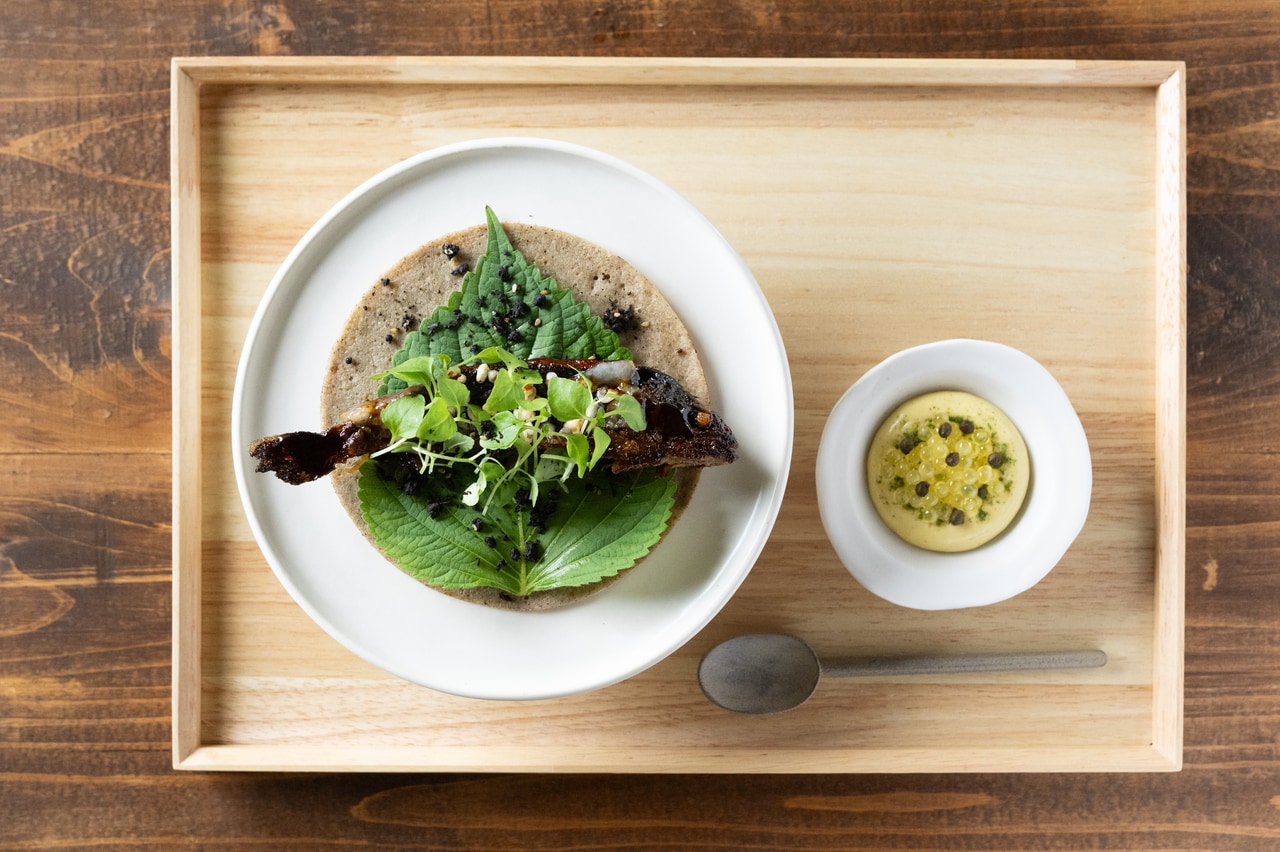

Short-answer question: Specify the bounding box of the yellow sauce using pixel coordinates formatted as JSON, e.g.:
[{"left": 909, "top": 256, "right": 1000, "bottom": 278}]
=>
[{"left": 866, "top": 391, "right": 1029, "bottom": 552}]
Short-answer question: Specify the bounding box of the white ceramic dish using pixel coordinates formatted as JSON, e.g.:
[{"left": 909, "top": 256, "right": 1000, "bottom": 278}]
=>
[
  {"left": 815, "top": 339, "right": 1090, "bottom": 610},
  {"left": 232, "top": 138, "right": 792, "bottom": 699}
]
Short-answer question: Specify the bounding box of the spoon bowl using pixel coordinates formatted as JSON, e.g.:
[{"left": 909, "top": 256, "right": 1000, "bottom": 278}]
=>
[
  {"left": 698, "top": 633, "right": 1108, "bottom": 715},
  {"left": 698, "top": 633, "right": 821, "bottom": 714}
]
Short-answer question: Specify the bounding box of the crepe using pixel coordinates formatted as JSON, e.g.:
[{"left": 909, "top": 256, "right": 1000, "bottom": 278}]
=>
[{"left": 319, "top": 221, "right": 707, "bottom": 610}]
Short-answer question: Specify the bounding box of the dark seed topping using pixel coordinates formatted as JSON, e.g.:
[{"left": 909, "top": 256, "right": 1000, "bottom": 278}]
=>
[
  {"left": 497, "top": 264, "right": 511, "bottom": 282},
  {"left": 960, "top": 419, "right": 974, "bottom": 435},
  {"left": 945, "top": 452, "right": 960, "bottom": 467},
  {"left": 470, "top": 517, "right": 484, "bottom": 532},
  {"left": 949, "top": 508, "right": 965, "bottom": 525},
  {"left": 988, "top": 451, "right": 1004, "bottom": 467},
  {"left": 344, "top": 356, "right": 353, "bottom": 365},
  {"left": 381, "top": 277, "right": 391, "bottom": 286},
  {"left": 938, "top": 422, "right": 952, "bottom": 438},
  {"left": 601, "top": 300, "right": 639, "bottom": 332},
  {"left": 426, "top": 502, "right": 444, "bottom": 519},
  {"left": 441, "top": 243, "right": 460, "bottom": 258},
  {"left": 508, "top": 548, "right": 520, "bottom": 561},
  {"left": 450, "top": 262, "right": 469, "bottom": 277},
  {"left": 523, "top": 541, "right": 541, "bottom": 562},
  {"left": 483, "top": 535, "right": 496, "bottom": 549},
  {"left": 384, "top": 334, "right": 395, "bottom": 343},
  {"left": 915, "top": 481, "right": 930, "bottom": 497},
  {"left": 978, "top": 485, "right": 989, "bottom": 500},
  {"left": 899, "top": 436, "right": 915, "bottom": 455}
]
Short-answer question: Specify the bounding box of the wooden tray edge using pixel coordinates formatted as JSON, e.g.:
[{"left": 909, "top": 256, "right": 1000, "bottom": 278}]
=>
[
  {"left": 1151, "top": 64, "right": 1187, "bottom": 771},
  {"left": 173, "top": 743, "right": 1181, "bottom": 774},
  {"left": 171, "top": 58, "right": 204, "bottom": 769},
  {"left": 168, "top": 54, "right": 1188, "bottom": 88}
]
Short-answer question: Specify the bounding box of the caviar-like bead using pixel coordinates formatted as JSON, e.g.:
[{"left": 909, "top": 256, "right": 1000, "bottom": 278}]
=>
[{"left": 886, "top": 411, "right": 1012, "bottom": 529}]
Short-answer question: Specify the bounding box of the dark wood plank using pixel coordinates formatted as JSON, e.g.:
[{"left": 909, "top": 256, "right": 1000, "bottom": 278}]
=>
[{"left": 4, "top": 0, "right": 1280, "bottom": 848}]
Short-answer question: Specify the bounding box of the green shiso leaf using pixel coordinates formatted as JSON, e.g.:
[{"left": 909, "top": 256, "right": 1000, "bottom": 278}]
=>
[
  {"left": 359, "top": 208, "right": 675, "bottom": 596},
  {"left": 379, "top": 207, "right": 629, "bottom": 396},
  {"left": 360, "top": 468, "right": 676, "bottom": 595}
]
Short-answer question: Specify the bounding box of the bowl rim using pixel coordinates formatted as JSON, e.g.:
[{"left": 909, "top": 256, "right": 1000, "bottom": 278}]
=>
[{"left": 815, "top": 338, "right": 1091, "bottom": 610}]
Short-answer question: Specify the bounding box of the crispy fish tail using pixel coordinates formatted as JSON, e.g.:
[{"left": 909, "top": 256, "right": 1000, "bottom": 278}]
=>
[{"left": 247, "top": 385, "right": 421, "bottom": 484}]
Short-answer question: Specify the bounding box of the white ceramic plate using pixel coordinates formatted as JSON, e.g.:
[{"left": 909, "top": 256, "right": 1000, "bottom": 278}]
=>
[
  {"left": 232, "top": 138, "right": 792, "bottom": 699},
  {"left": 815, "top": 339, "right": 1090, "bottom": 610}
]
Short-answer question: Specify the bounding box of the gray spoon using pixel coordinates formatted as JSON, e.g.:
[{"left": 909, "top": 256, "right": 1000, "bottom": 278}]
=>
[{"left": 698, "top": 633, "right": 1108, "bottom": 714}]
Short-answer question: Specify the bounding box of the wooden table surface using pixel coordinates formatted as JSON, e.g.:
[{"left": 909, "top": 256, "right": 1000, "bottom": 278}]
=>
[{"left": 1, "top": 1, "right": 1275, "bottom": 849}]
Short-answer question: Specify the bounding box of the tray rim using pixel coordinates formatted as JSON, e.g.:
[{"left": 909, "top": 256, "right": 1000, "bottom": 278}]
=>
[{"left": 170, "top": 55, "right": 1185, "bottom": 773}]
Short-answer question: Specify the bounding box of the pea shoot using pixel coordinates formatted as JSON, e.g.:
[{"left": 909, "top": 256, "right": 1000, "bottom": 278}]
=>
[{"left": 369, "top": 346, "right": 645, "bottom": 513}]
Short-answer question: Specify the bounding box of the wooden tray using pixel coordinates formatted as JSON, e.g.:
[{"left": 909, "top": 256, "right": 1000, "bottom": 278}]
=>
[{"left": 171, "top": 57, "right": 1185, "bottom": 772}]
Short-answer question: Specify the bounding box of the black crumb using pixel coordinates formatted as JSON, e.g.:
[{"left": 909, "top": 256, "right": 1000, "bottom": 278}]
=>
[{"left": 601, "top": 300, "right": 639, "bottom": 332}]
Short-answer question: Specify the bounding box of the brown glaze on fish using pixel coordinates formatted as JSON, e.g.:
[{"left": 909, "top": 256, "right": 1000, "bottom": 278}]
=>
[
  {"left": 522, "top": 360, "right": 737, "bottom": 472},
  {"left": 247, "top": 386, "right": 420, "bottom": 484},
  {"left": 600, "top": 365, "right": 738, "bottom": 472},
  {"left": 248, "top": 362, "right": 736, "bottom": 484}
]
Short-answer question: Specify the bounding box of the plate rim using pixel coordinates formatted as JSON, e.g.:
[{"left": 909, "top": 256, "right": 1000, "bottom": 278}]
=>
[{"left": 229, "top": 136, "right": 794, "bottom": 698}]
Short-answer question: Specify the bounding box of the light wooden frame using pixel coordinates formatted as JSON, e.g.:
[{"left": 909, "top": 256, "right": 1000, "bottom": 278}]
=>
[{"left": 172, "top": 56, "right": 1184, "bottom": 772}]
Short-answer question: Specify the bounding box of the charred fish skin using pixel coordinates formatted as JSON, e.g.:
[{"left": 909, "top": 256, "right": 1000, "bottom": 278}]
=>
[
  {"left": 248, "top": 362, "right": 736, "bottom": 484},
  {"left": 606, "top": 366, "right": 738, "bottom": 472},
  {"left": 524, "top": 360, "right": 737, "bottom": 469},
  {"left": 248, "top": 421, "right": 389, "bottom": 485},
  {"left": 246, "top": 385, "right": 421, "bottom": 484}
]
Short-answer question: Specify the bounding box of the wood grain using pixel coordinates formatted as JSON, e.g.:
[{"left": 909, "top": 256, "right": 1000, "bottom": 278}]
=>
[
  {"left": 171, "top": 57, "right": 1181, "bottom": 774},
  {"left": 2, "top": 0, "right": 1280, "bottom": 848}
]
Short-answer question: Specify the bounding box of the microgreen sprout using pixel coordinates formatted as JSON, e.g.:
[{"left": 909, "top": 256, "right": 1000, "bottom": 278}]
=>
[{"left": 369, "top": 347, "right": 646, "bottom": 513}]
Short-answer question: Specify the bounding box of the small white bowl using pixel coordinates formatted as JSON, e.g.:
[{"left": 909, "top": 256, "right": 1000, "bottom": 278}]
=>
[{"left": 815, "top": 339, "right": 1091, "bottom": 610}]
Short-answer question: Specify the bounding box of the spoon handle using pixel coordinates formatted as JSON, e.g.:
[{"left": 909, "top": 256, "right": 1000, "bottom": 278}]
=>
[{"left": 823, "top": 649, "right": 1107, "bottom": 678}]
